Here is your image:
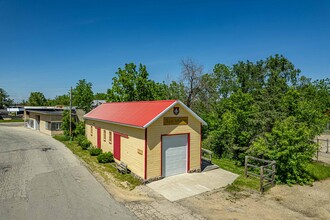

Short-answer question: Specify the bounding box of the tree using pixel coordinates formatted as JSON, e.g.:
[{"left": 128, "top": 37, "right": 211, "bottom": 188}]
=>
[
  {"left": 48, "top": 94, "right": 70, "bottom": 106},
  {"left": 167, "top": 81, "right": 186, "bottom": 101},
  {"left": 0, "top": 88, "right": 13, "bottom": 108},
  {"left": 180, "top": 58, "right": 203, "bottom": 108},
  {"left": 94, "top": 93, "right": 107, "bottom": 100},
  {"left": 61, "top": 110, "right": 76, "bottom": 136},
  {"left": 28, "top": 92, "right": 47, "bottom": 106},
  {"left": 107, "top": 63, "right": 167, "bottom": 102},
  {"left": 72, "top": 79, "right": 94, "bottom": 112},
  {"left": 248, "top": 117, "right": 318, "bottom": 184},
  {"left": 201, "top": 54, "right": 327, "bottom": 183}
]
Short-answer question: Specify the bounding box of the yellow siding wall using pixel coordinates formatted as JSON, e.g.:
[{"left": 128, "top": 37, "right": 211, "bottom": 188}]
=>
[
  {"left": 85, "top": 120, "right": 145, "bottom": 178},
  {"left": 147, "top": 104, "right": 201, "bottom": 179}
]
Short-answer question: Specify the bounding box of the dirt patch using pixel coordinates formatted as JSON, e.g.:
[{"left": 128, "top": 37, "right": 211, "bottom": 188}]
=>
[{"left": 179, "top": 179, "right": 330, "bottom": 220}]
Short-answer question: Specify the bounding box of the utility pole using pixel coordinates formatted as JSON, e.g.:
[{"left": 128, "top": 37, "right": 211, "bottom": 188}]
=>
[{"left": 69, "top": 86, "right": 72, "bottom": 141}]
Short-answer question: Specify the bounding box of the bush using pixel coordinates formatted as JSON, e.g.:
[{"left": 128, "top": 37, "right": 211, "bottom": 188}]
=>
[
  {"left": 75, "top": 135, "right": 86, "bottom": 146},
  {"left": 80, "top": 139, "right": 91, "bottom": 150},
  {"left": 248, "top": 117, "right": 318, "bottom": 184},
  {"left": 97, "top": 152, "right": 114, "bottom": 163},
  {"left": 73, "top": 121, "right": 85, "bottom": 136},
  {"left": 89, "top": 147, "right": 103, "bottom": 156}
]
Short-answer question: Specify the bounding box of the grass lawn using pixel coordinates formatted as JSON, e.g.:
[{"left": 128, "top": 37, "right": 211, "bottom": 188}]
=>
[
  {"left": 211, "top": 157, "right": 260, "bottom": 192},
  {"left": 53, "top": 135, "right": 141, "bottom": 190},
  {"left": 0, "top": 119, "right": 24, "bottom": 123},
  {"left": 306, "top": 161, "right": 330, "bottom": 181},
  {"left": 212, "top": 157, "right": 330, "bottom": 193}
]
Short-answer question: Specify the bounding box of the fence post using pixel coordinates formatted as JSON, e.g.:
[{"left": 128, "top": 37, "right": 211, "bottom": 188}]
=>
[
  {"left": 317, "top": 138, "right": 319, "bottom": 161},
  {"left": 244, "top": 156, "right": 248, "bottom": 177},
  {"left": 260, "top": 166, "right": 264, "bottom": 193},
  {"left": 271, "top": 163, "right": 276, "bottom": 187}
]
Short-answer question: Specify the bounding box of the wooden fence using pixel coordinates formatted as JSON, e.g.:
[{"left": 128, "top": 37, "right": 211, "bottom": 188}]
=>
[
  {"left": 316, "top": 138, "right": 329, "bottom": 153},
  {"left": 244, "top": 156, "right": 276, "bottom": 193},
  {"left": 201, "top": 148, "right": 213, "bottom": 163}
]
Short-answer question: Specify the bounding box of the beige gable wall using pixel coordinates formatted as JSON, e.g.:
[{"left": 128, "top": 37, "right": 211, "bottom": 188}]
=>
[
  {"left": 147, "top": 103, "right": 201, "bottom": 179},
  {"left": 85, "top": 119, "right": 145, "bottom": 178}
]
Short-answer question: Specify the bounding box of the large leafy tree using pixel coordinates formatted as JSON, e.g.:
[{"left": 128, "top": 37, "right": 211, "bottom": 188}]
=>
[
  {"left": 248, "top": 117, "right": 318, "bottom": 184},
  {"left": 107, "top": 63, "right": 167, "bottom": 102},
  {"left": 0, "top": 88, "right": 13, "bottom": 108},
  {"left": 202, "top": 54, "right": 328, "bottom": 183},
  {"left": 94, "top": 92, "right": 107, "bottom": 100},
  {"left": 72, "top": 79, "right": 94, "bottom": 112},
  {"left": 48, "top": 94, "right": 70, "bottom": 106},
  {"left": 28, "top": 92, "right": 47, "bottom": 106}
]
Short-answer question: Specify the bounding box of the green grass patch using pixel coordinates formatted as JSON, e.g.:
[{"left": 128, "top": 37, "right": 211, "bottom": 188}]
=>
[
  {"left": 0, "top": 119, "right": 24, "bottom": 123},
  {"left": 212, "top": 157, "right": 260, "bottom": 192},
  {"left": 53, "top": 135, "right": 141, "bottom": 190},
  {"left": 306, "top": 161, "right": 330, "bottom": 181}
]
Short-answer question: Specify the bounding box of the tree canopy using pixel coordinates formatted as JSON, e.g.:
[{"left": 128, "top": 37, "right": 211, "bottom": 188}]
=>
[
  {"left": 72, "top": 79, "right": 94, "bottom": 112},
  {"left": 200, "top": 55, "right": 329, "bottom": 184},
  {"left": 48, "top": 94, "right": 70, "bottom": 106},
  {"left": 28, "top": 92, "right": 47, "bottom": 106},
  {"left": 0, "top": 88, "right": 13, "bottom": 108},
  {"left": 107, "top": 63, "right": 168, "bottom": 102}
]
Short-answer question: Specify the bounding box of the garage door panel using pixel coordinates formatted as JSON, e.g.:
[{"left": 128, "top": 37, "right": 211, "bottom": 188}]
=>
[{"left": 162, "top": 134, "right": 187, "bottom": 177}]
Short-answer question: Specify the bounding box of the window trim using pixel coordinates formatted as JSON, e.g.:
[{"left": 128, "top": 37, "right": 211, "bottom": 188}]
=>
[
  {"left": 103, "top": 130, "right": 106, "bottom": 142},
  {"left": 109, "top": 131, "right": 112, "bottom": 144}
]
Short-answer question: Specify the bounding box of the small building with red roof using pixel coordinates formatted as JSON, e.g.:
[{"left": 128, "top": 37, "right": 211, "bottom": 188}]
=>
[{"left": 83, "top": 100, "right": 207, "bottom": 181}]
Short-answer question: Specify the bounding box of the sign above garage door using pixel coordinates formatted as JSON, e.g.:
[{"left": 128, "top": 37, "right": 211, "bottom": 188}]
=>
[{"left": 163, "top": 117, "right": 188, "bottom": 125}]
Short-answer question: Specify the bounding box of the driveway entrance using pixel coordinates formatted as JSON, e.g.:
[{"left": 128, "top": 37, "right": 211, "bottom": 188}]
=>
[{"left": 147, "top": 168, "right": 238, "bottom": 201}]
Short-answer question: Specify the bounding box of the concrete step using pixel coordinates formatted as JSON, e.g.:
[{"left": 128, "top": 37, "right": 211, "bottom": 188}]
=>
[{"left": 202, "top": 164, "right": 219, "bottom": 172}]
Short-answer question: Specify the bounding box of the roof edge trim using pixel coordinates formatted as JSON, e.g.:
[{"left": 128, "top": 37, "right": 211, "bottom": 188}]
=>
[
  {"left": 143, "top": 100, "right": 207, "bottom": 128},
  {"left": 83, "top": 116, "right": 145, "bottom": 129},
  {"left": 176, "top": 100, "right": 207, "bottom": 126},
  {"left": 143, "top": 101, "right": 177, "bottom": 128}
]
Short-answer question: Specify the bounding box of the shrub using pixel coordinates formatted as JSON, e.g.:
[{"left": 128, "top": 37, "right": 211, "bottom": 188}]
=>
[
  {"left": 97, "top": 152, "right": 114, "bottom": 163},
  {"left": 75, "top": 135, "right": 86, "bottom": 146},
  {"left": 73, "top": 121, "right": 85, "bottom": 136},
  {"left": 248, "top": 117, "right": 318, "bottom": 184},
  {"left": 80, "top": 139, "right": 91, "bottom": 150},
  {"left": 89, "top": 147, "right": 103, "bottom": 156}
]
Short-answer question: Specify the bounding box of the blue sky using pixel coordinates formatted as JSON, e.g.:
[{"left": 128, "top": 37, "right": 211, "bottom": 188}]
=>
[{"left": 0, "top": 0, "right": 329, "bottom": 102}]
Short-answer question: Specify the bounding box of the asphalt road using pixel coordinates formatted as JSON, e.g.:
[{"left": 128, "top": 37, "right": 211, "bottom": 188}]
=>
[{"left": 0, "top": 124, "right": 136, "bottom": 220}]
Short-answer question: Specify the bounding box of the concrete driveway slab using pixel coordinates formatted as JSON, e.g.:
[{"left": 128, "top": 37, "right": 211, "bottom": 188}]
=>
[{"left": 147, "top": 168, "right": 239, "bottom": 201}]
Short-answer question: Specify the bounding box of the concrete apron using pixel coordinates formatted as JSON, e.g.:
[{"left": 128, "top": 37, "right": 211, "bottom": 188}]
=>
[{"left": 147, "top": 168, "right": 239, "bottom": 202}]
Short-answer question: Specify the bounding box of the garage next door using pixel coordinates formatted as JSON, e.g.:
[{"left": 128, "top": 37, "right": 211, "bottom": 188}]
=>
[{"left": 162, "top": 134, "right": 188, "bottom": 177}]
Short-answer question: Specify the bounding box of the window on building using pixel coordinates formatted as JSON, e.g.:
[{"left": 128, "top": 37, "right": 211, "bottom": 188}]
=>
[
  {"left": 45, "top": 122, "right": 62, "bottom": 131},
  {"left": 109, "top": 131, "right": 112, "bottom": 144},
  {"left": 91, "top": 126, "right": 93, "bottom": 136},
  {"left": 103, "top": 130, "right": 106, "bottom": 142}
]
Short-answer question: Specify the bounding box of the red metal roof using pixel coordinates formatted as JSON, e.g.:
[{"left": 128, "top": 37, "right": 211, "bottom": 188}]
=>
[{"left": 83, "top": 100, "right": 177, "bottom": 128}]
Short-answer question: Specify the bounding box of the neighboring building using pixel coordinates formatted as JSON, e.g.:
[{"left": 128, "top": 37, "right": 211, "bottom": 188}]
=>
[
  {"left": 7, "top": 106, "right": 24, "bottom": 116},
  {"left": 92, "top": 100, "right": 106, "bottom": 108},
  {"left": 83, "top": 100, "right": 207, "bottom": 181},
  {"left": 24, "top": 106, "right": 74, "bottom": 136}
]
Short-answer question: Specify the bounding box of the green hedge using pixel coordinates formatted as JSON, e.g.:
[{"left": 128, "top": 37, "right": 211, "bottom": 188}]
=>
[
  {"left": 97, "top": 152, "right": 114, "bottom": 163},
  {"left": 89, "top": 147, "right": 103, "bottom": 156}
]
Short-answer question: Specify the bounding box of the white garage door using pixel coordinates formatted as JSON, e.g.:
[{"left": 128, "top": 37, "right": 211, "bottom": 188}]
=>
[{"left": 162, "top": 134, "right": 187, "bottom": 177}]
